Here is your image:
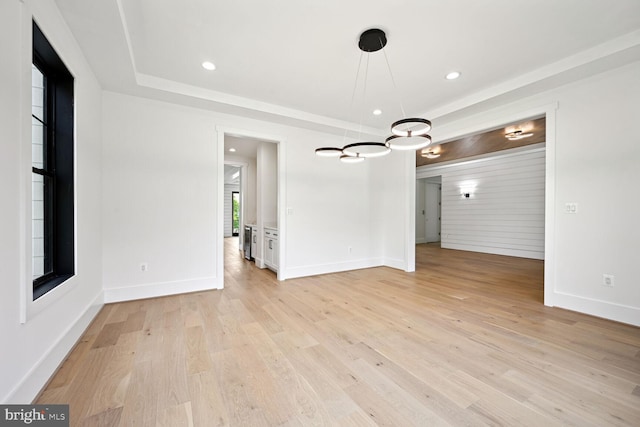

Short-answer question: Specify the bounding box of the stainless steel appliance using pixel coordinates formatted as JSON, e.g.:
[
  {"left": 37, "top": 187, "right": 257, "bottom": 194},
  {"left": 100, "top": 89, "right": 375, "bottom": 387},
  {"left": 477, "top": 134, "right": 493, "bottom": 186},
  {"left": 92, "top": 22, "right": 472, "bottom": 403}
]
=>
[{"left": 243, "top": 225, "right": 252, "bottom": 260}]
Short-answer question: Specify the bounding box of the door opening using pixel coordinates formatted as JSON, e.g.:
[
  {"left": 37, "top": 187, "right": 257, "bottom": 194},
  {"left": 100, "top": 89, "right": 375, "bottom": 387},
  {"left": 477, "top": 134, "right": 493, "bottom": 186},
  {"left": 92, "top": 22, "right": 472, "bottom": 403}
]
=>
[{"left": 425, "top": 180, "right": 441, "bottom": 243}]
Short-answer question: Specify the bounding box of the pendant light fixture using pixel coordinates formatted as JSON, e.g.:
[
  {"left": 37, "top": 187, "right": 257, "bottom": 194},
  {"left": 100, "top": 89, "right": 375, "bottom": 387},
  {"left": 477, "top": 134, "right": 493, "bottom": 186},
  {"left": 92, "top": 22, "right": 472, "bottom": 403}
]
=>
[
  {"left": 315, "top": 28, "right": 433, "bottom": 161},
  {"left": 340, "top": 154, "right": 365, "bottom": 163},
  {"left": 314, "top": 147, "right": 343, "bottom": 157},
  {"left": 420, "top": 146, "right": 441, "bottom": 159},
  {"left": 505, "top": 129, "right": 534, "bottom": 140},
  {"left": 342, "top": 142, "right": 391, "bottom": 158}
]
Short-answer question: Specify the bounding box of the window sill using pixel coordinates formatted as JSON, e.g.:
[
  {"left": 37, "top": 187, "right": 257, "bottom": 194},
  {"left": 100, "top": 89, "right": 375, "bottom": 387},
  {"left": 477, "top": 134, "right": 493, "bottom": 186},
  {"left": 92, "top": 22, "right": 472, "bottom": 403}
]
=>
[{"left": 33, "top": 274, "right": 73, "bottom": 301}]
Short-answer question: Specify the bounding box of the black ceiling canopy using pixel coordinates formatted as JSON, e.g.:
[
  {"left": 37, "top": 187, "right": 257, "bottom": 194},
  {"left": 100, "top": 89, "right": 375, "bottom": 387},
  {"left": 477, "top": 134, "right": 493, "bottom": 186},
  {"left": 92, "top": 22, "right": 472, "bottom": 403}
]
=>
[{"left": 358, "top": 28, "right": 387, "bottom": 52}]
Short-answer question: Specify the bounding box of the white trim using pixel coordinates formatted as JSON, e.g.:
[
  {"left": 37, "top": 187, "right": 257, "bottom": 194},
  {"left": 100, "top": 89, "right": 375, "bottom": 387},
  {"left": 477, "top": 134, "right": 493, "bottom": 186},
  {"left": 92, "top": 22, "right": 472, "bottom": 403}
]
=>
[
  {"left": 543, "top": 107, "right": 558, "bottom": 308},
  {"left": 216, "top": 126, "right": 287, "bottom": 281},
  {"left": 285, "top": 258, "right": 383, "bottom": 280},
  {"left": 276, "top": 140, "right": 287, "bottom": 280},
  {"left": 114, "top": 0, "right": 139, "bottom": 74},
  {"left": 103, "top": 277, "right": 220, "bottom": 303},
  {"left": 254, "top": 256, "right": 264, "bottom": 270},
  {"left": 18, "top": 0, "right": 28, "bottom": 323},
  {"left": 552, "top": 292, "right": 640, "bottom": 327},
  {"left": 417, "top": 102, "right": 558, "bottom": 307},
  {"left": 216, "top": 130, "right": 225, "bottom": 289},
  {"left": 135, "top": 73, "right": 382, "bottom": 138},
  {"left": 416, "top": 144, "right": 546, "bottom": 177},
  {"left": 424, "top": 31, "right": 640, "bottom": 120},
  {"left": 20, "top": 6, "right": 84, "bottom": 323},
  {"left": 4, "top": 291, "right": 103, "bottom": 403},
  {"left": 384, "top": 257, "right": 407, "bottom": 271},
  {"left": 405, "top": 151, "right": 416, "bottom": 272},
  {"left": 224, "top": 160, "right": 249, "bottom": 249},
  {"left": 441, "top": 243, "right": 544, "bottom": 260}
]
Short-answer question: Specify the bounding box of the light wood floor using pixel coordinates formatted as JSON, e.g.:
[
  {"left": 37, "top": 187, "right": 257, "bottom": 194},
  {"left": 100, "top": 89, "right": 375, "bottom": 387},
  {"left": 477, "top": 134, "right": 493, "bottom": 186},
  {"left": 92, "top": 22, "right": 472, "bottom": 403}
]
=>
[{"left": 37, "top": 239, "right": 640, "bottom": 426}]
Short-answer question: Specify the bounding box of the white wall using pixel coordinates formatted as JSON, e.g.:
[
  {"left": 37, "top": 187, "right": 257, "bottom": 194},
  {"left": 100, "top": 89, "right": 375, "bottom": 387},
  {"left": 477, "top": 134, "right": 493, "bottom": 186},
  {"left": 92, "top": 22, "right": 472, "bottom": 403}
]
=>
[
  {"left": 432, "top": 60, "right": 640, "bottom": 326},
  {"left": 418, "top": 147, "right": 546, "bottom": 259},
  {"left": 102, "top": 92, "right": 219, "bottom": 302},
  {"left": 282, "top": 133, "right": 383, "bottom": 277},
  {"left": 0, "top": 0, "right": 104, "bottom": 403},
  {"left": 102, "top": 91, "right": 391, "bottom": 286},
  {"left": 370, "top": 149, "right": 416, "bottom": 271},
  {"left": 258, "top": 141, "right": 278, "bottom": 226}
]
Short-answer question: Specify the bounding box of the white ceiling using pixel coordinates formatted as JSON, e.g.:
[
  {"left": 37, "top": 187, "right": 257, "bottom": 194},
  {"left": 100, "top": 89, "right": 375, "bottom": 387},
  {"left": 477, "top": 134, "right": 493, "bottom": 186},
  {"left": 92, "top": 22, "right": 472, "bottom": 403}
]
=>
[
  {"left": 55, "top": 0, "right": 640, "bottom": 136},
  {"left": 225, "top": 135, "right": 261, "bottom": 160},
  {"left": 223, "top": 165, "right": 240, "bottom": 185},
  {"left": 224, "top": 135, "right": 261, "bottom": 185}
]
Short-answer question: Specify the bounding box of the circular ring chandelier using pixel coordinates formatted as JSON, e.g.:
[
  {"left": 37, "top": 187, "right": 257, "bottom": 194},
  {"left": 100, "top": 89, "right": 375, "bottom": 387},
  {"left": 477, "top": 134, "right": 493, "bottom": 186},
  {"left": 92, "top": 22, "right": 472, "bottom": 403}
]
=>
[{"left": 315, "top": 28, "right": 433, "bottom": 163}]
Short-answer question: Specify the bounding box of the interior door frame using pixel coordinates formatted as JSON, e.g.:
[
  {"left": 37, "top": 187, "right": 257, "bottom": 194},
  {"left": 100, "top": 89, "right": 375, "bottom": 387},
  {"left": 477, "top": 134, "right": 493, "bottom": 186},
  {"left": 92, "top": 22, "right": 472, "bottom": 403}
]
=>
[
  {"left": 424, "top": 180, "right": 441, "bottom": 243},
  {"left": 412, "top": 102, "right": 557, "bottom": 307},
  {"left": 216, "top": 126, "right": 286, "bottom": 289}
]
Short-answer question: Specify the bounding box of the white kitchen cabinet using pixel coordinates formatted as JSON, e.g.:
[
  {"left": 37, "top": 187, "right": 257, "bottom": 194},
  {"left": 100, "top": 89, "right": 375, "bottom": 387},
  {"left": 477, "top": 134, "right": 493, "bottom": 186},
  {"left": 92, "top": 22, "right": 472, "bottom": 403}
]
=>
[
  {"left": 264, "top": 228, "right": 278, "bottom": 272},
  {"left": 251, "top": 227, "right": 257, "bottom": 261}
]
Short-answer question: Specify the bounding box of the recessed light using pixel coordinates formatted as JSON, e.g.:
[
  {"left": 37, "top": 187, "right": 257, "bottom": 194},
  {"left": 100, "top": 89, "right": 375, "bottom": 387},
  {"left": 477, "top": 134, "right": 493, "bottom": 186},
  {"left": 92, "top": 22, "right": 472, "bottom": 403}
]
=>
[
  {"left": 202, "top": 61, "right": 216, "bottom": 71},
  {"left": 372, "top": 109, "right": 382, "bottom": 116},
  {"left": 228, "top": 148, "right": 236, "bottom": 152},
  {"left": 445, "top": 71, "right": 461, "bottom": 80}
]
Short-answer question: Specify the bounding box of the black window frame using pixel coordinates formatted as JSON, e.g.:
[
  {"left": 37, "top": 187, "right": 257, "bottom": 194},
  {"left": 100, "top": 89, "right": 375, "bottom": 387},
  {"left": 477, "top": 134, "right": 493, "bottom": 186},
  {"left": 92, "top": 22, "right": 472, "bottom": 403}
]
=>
[{"left": 32, "top": 21, "right": 75, "bottom": 300}]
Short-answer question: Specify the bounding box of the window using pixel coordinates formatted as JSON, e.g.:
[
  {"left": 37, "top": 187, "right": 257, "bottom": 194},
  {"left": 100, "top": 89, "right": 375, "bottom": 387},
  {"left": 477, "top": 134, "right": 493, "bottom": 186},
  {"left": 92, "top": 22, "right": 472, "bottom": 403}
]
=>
[
  {"left": 32, "top": 21, "right": 75, "bottom": 300},
  {"left": 232, "top": 191, "right": 240, "bottom": 236}
]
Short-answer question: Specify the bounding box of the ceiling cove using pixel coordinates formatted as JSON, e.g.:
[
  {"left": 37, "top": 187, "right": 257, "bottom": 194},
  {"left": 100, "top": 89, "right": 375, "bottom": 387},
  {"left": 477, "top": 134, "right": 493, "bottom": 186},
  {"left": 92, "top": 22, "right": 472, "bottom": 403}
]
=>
[{"left": 87, "top": 1, "right": 640, "bottom": 136}]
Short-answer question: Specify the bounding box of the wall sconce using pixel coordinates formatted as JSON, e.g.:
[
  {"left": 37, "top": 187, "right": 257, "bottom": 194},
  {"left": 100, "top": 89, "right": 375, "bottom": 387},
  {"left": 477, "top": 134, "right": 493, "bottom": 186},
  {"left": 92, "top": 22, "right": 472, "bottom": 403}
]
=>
[{"left": 459, "top": 183, "right": 476, "bottom": 199}]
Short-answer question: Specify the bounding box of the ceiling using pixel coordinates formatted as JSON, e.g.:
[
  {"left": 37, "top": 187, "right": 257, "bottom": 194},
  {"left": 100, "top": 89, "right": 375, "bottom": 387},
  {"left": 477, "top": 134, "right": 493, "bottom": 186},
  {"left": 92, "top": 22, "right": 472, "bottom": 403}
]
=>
[
  {"left": 54, "top": 0, "right": 640, "bottom": 138},
  {"left": 225, "top": 135, "right": 261, "bottom": 160},
  {"left": 223, "top": 165, "right": 240, "bottom": 185},
  {"left": 224, "top": 135, "right": 261, "bottom": 184}
]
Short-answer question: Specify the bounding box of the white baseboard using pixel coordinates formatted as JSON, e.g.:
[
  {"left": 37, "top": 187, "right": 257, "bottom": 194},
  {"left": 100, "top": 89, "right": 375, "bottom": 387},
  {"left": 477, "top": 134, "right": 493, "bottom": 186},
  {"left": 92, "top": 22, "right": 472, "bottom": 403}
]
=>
[
  {"left": 254, "top": 257, "right": 264, "bottom": 269},
  {"left": 415, "top": 238, "right": 427, "bottom": 244},
  {"left": 549, "top": 291, "right": 640, "bottom": 327},
  {"left": 283, "top": 258, "right": 383, "bottom": 280},
  {"left": 5, "top": 291, "right": 104, "bottom": 404},
  {"left": 441, "top": 242, "right": 544, "bottom": 260},
  {"left": 382, "top": 257, "right": 408, "bottom": 271},
  {"left": 103, "top": 276, "right": 221, "bottom": 303}
]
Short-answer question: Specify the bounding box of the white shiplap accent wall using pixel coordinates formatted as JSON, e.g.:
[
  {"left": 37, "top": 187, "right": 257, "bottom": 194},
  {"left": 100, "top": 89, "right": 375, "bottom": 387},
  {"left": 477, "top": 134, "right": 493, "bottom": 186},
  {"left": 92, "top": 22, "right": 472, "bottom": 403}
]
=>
[
  {"left": 224, "top": 184, "right": 239, "bottom": 237},
  {"left": 418, "top": 146, "right": 545, "bottom": 259}
]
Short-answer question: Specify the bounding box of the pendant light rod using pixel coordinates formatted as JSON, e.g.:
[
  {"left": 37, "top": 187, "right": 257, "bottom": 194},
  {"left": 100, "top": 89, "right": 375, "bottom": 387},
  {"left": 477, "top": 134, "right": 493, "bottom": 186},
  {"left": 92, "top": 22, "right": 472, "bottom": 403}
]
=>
[
  {"left": 344, "top": 51, "right": 365, "bottom": 144},
  {"left": 315, "top": 27, "right": 432, "bottom": 161},
  {"left": 381, "top": 45, "right": 406, "bottom": 118},
  {"left": 357, "top": 53, "right": 370, "bottom": 140}
]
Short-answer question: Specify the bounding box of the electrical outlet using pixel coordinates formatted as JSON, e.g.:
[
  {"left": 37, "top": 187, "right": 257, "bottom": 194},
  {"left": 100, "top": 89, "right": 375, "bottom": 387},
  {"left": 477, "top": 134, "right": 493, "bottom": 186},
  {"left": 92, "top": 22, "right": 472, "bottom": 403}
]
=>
[
  {"left": 348, "top": 246, "right": 352, "bottom": 254},
  {"left": 565, "top": 203, "right": 578, "bottom": 214},
  {"left": 140, "top": 263, "right": 148, "bottom": 272},
  {"left": 603, "top": 274, "right": 614, "bottom": 287}
]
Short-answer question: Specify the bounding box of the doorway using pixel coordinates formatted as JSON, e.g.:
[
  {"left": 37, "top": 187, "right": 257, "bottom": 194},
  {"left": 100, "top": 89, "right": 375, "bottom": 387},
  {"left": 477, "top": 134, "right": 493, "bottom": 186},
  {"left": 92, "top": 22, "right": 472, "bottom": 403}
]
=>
[
  {"left": 416, "top": 176, "right": 442, "bottom": 245},
  {"left": 218, "top": 129, "right": 284, "bottom": 288},
  {"left": 425, "top": 179, "right": 441, "bottom": 243}
]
